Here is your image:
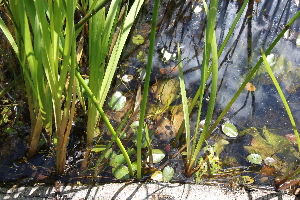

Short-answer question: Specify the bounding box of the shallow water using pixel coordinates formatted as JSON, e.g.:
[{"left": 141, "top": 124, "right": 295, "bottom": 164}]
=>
[{"left": 0, "top": 0, "right": 300, "bottom": 192}]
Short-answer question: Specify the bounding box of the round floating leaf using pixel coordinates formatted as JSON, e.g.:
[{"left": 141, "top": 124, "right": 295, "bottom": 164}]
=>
[
  {"left": 247, "top": 154, "right": 262, "bottom": 164},
  {"left": 112, "top": 165, "right": 129, "bottom": 180},
  {"left": 162, "top": 166, "right": 174, "bottom": 182},
  {"left": 148, "top": 149, "right": 165, "bottom": 163},
  {"left": 151, "top": 171, "right": 163, "bottom": 181},
  {"left": 132, "top": 35, "right": 144, "bottom": 45},
  {"left": 222, "top": 122, "right": 238, "bottom": 137},
  {"left": 109, "top": 91, "right": 126, "bottom": 111}
]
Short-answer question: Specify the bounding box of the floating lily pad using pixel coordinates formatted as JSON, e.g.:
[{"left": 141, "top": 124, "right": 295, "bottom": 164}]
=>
[
  {"left": 243, "top": 127, "right": 300, "bottom": 173},
  {"left": 222, "top": 122, "right": 238, "bottom": 137},
  {"left": 247, "top": 153, "right": 262, "bottom": 164},
  {"left": 132, "top": 35, "right": 144, "bottom": 45},
  {"left": 109, "top": 91, "right": 126, "bottom": 111},
  {"left": 162, "top": 166, "right": 174, "bottom": 182}
]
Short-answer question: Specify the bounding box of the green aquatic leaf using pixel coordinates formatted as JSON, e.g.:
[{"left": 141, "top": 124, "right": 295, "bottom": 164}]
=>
[
  {"left": 109, "top": 154, "right": 126, "bottom": 168},
  {"left": 112, "top": 165, "right": 130, "bottom": 180},
  {"left": 221, "top": 122, "right": 238, "bottom": 137},
  {"left": 162, "top": 166, "right": 174, "bottom": 182},
  {"left": 109, "top": 91, "right": 126, "bottom": 111},
  {"left": 243, "top": 126, "right": 300, "bottom": 172},
  {"left": 146, "top": 79, "right": 180, "bottom": 118},
  {"left": 132, "top": 34, "right": 144, "bottom": 45},
  {"left": 137, "top": 51, "right": 145, "bottom": 62},
  {"left": 247, "top": 154, "right": 262, "bottom": 164}
]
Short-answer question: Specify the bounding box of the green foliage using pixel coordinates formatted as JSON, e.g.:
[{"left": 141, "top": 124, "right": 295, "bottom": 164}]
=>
[
  {"left": 132, "top": 35, "right": 144, "bottom": 45},
  {"left": 221, "top": 122, "right": 238, "bottom": 138},
  {"left": 243, "top": 126, "right": 300, "bottom": 173},
  {"left": 194, "top": 143, "right": 223, "bottom": 182},
  {"left": 162, "top": 166, "right": 174, "bottom": 182},
  {"left": 1, "top": 0, "right": 300, "bottom": 183},
  {"left": 109, "top": 91, "right": 127, "bottom": 111},
  {"left": 247, "top": 154, "right": 263, "bottom": 165}
]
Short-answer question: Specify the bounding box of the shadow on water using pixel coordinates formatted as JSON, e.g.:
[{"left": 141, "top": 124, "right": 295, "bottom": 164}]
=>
[{"left": 0, "top": 0, "right": 300, "bottom": 193}]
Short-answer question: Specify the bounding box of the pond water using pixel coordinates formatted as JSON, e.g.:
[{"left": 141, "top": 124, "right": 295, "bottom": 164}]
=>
[{"left": 0, "top": 0, "right": 300, "bottom": 193}]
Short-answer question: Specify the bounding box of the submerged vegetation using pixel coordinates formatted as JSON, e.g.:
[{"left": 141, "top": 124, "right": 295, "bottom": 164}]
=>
[{"left": 0, "top": 0, "right": 300, "bottom": 192}]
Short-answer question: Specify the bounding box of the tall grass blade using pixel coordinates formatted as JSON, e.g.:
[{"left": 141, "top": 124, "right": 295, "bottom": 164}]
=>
[
  {"left": 136, "top": 0, "right": 159, "bottom": 180},
  {"left": 177, "top": 44, "right": 191, "bottom": 160},
  {"left": 184, "top": 0, "right": 219, "bottom": 177},
  {"left": 85, "top": 0, "right": 121, "bottom": 168},
  {"left": 217, "top": 0, "right": 249, "bottom": 57},
  {"left": 75, "top": 69, "right": 134, "bottom": 176},
  {"left": 98, "top": 0, "right": 144, "bottom": 107}
]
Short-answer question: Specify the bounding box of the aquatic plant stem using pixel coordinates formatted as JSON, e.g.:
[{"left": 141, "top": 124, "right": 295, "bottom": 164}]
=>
[
  {"left": 173, "top": 0, "right": 249, "bottom": 147},
  {"left": 75, "top": 69, "right": 134, "bottom": 177},
  {"left": 74, "top": 0, "right": 110, "bottom": 32},
  {"left": 137, "top": 0, "right": 160, "bottom": 180},
  {"left": 217, "top": 0, "right": 249, "bottom": 57},
  {"left": 188, "top": 31, "right": 219, "bottom": 177},
  {"left": 261, "top": 49, "right": 300, "bottom": 151},
  {"left": 177, "top": 44, "right": 191, "bottom": 161},
  {"left": 185, "top": 0, "right": 219, "bottom": 177},
  {"left": 84, "top": 0, "right": 121, "bottom": 170}
]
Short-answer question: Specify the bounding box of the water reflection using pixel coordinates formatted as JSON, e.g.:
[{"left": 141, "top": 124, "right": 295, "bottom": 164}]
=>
[{"left": 115, "top": 0, "right": 300, "bottom": 187}]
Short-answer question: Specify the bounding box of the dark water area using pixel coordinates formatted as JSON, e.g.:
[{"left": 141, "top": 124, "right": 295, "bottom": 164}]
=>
[{"left": 0, "top": 0, "right": 300, "bottom": 192}]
